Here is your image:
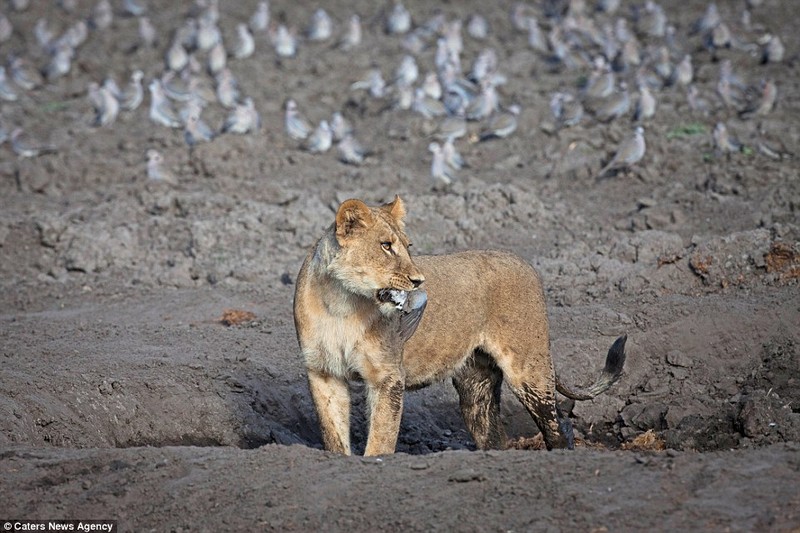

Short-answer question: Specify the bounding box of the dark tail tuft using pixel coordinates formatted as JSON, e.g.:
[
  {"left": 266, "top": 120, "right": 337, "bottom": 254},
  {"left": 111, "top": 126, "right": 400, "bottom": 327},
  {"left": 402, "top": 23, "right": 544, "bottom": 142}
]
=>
[{"left": 556, "top": 335, "right": 628, "bottom": 401}]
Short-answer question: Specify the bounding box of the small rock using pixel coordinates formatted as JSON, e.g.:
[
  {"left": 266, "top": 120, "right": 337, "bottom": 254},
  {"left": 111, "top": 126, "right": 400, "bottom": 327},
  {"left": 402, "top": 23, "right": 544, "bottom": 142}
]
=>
[
  {"left": 666, "top": 350, "right": 692, "bottom": 368},
  {"left": 448, "top": 468, "right": 485, "bottom": 483}
]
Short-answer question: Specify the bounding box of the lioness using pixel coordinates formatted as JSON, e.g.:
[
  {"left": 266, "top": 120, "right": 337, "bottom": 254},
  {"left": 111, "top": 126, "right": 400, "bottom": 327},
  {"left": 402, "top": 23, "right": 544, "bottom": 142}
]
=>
[{"left": 294, "top": 196, "right": 626, "bottom": 456}]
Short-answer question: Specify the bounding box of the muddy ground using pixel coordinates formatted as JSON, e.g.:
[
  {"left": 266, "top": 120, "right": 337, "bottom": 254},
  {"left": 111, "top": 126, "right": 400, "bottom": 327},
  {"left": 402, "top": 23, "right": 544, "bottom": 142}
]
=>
[{"left": 1, "top": 0, "right": 799, "bottom": 530}]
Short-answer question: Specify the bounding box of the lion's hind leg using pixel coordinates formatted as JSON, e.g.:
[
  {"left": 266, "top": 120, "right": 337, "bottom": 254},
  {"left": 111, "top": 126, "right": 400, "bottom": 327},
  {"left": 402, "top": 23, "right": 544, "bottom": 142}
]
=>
[
  {"left": 509, "top": 379, "right": 572, "bottom": 450},
  {"left": 452, "top": 350, "right": 506, "bottom": 450}
]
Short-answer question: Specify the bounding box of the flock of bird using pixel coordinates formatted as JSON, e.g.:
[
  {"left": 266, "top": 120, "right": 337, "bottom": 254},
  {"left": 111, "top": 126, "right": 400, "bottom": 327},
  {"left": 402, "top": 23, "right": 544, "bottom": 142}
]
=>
[{"left": 0, "top": 0, "right": 788, "bottom": 186}]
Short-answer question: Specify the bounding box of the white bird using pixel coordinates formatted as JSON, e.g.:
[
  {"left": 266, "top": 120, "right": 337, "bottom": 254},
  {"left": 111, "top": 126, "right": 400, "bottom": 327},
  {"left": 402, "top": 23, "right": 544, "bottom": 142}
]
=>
[
  {"left": 330, "top": 112, "right": 353, "bottom": 142},
  {"left": 442, "top": 138, "right": 465, "bottom": 170},
  {"left": 123, "top": 0, "right": 146, "bottom": 17},
  {"left": 10, "top": 128, "right": 57, "bottom": 158},
  {"left": 215, "top": 68, "right": 240, "bottom": 108},
  {"left": 119, "top": 70, "right": 144, "bottom": 111},
  {"left": 339, "top": 14, "right": 362, "bottom": 50},
  {"left": 713, "top": 122, "right": 741, "bottom": 153},
  {"left": 307, "top": 9, "right": 333, "bottom": 41},
  {"left": 149, "top": 80, "right": 182, "bottom": 128},
  {"left": 284, "top": 99, "right": 312, "bottom": 140},
  {"left": 634, "top": 86, "right": 656, "bottom": 121},
  {"left": 166, "top": 40, "right": 189, "bottom": 72},
  {"left": 9, "top": 57, "right": 43, "bottom": 91},
  {"left": 91, "top": 0, "right": 113, "bottom": 30},
  {"left": 222, "top": 98, "right": 261, "bottom": 134},
  {"left": 597, "top": 126, "right": 646, "bottom": 178},
  {"left": 44, "top": 43, "right": 74, "bottom": 81},
  {"left": 93, "top": 84, "right": 120, "bottom": 126},
  {"left": 467, "top": 14, "right": 489, "bottom": 40},
  {"left": 350, "top": 69, "right": 385, "bottom": 99},
  {"left": 304, "top": 120, "right": 333, "bottom": 153},
  {"left": 184, "top": 113, "right": 215, "bottom": 148},
  {"left": 394, "top": 55, "right": 418, "bottom": 87},
  {"left": 138, "top": 16, "right": 157, "bottom": 47},
  {"left": 250, "top": 1, "right": 270, "bottom": 32},
  {"left": 196, "top": 17, "right": 220, "bottom": 51},
  {"left": 386, "top": 2, "right": 411, "bottom": 34},
  {"left": 207, "top": 41, "right": 227, "bottom": 75},
  {"left": 270, "top": 25, "right": 297, "bottom": 58},
  {"left": 146, "top": 149, "right": 178, "bottom": 185},
  {"left": 429, "top": 142, "right": 455, "bottom": 185},
  {"left": 0, "top": 67, "right": 18, "bottom": 101},
  {"left": 232, "top": 23, "right": 255, "bottom": 59},
  {"left": 337, "top": 134, "right": 366, "bottom": 165}
]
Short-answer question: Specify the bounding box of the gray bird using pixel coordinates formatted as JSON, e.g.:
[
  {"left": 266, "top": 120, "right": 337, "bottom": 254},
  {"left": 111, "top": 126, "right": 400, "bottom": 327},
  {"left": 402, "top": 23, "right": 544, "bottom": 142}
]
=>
[
  {"left": 672, "top": 54, "right": 693, "bottom": 86},
  {"left": 434, "top": 116, "right": 467, "bottom": 141},
  {"left": 34, "top": 18, "right": 54, "bottom": 49},
  {"left": 526, "top": 16, "right": 547, "bottom": 53},
  {"left": 686, "top": 85, "right": 711, "bottom": 115},
  {"left": 146, "top": 149, "right": 178, "bottom": 185},
  {"left": 634, "top": 85, "right": 656, "bottom": 121},
  {"left": 465, "top": 82, "right": 498, "bottom": 121},
  {"left": 10, "top": 128, "right": 57, "bottom": 158},
  {"left": 693, "top": 2, "right": 720, "bottom": 35},
  {"left": 429, "top": 142, "right": 455, "bottom": 185},
  {"left": 184, "top": 113, "right": 215, "bottom": 148},
  {"left": 304, "top": 120, "right": 333, "bottom": 153},
  {"left": 597, "top": 126, "right": 645, "bottom": 178},
  {"left": 713, "top": 122, "right": 740, "bottom": 153},
  {"left": 479, "top": 105, "right": 520, "bottom": 141},
  {"left": 222, "top": 97, "right": 261, "bottom": 134},
  {"left": 284, "top": 99, "right": 311, "bottom": 141},
  {"left": 118, "top": 70, "right": 144, "bottom": 111},
  {"left": 337, "top": 134, "right": 366, "bottom": 165},
  {"left": 592, "top": 83, "right": 630, "bottom": 123},
  {"left": 44, "top": 43, "right": 74, "bottom": 81},
  {"left": 92, "top": 84, "right": 120, "bottom": 126},
  {"left": 350, "top": 69, "right": 385, "bottom": 99},
  {"left": 0, "top": 13, "right": 12, "bottom": 43},
  {"left": 232, "top": 23, "right": 255, "bottom": 59},
  {"left": 10, "top": 57, "right": 43, "bottom": 90},
  {"left": 739, "top": 79, "right": 777, "bottom": 118},
  {"left": 0, "top": 67, "right": 19, "bottom": 102},
  {"left": 149, "top": 79, "right": 182, "bottom": 128},
  {"left": 550, "top": 92, "right": 584, "bottom": 128},
  {"left": 413, "top": 88, "right": 447, "bottom": 118},
  {"left": 138, "top": 16, "right": 157, "bottom": 47},
  {"left": 215, "top": 68, "right": 240, "bottom": 108}
]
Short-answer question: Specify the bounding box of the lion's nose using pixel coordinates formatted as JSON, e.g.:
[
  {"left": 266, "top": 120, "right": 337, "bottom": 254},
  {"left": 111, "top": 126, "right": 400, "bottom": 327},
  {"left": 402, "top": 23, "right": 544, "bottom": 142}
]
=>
[{"left": 410, "top": 275, "right": 425, "bottom": 288}]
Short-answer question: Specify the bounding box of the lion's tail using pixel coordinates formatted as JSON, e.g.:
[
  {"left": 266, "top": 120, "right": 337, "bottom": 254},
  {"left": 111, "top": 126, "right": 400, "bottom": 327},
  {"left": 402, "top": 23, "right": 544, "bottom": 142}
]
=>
[{"left": 556, "top": 335, "right": 627, "bottom": 401}]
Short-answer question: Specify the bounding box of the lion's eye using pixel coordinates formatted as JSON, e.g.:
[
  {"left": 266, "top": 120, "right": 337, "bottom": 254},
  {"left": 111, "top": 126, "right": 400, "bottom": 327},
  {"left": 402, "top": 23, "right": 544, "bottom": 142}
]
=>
[{"left": 381, "top": 242, "right": 392, "bottom": 253}]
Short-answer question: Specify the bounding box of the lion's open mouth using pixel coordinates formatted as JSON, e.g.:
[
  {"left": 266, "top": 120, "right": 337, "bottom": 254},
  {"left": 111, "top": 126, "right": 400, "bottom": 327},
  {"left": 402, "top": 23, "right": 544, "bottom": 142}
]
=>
[{"left": 376, "top": 288, "right": 408, "bottom": 309}]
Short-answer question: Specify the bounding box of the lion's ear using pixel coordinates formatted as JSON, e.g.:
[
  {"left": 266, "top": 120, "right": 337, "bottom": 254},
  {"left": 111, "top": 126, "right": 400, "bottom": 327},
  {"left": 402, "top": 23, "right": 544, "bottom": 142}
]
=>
[
  {"left": 335, "top": 199, "right": 374, "bottom": 241},
  {"left": 383, "top": 195, "right": 406, "bottom": 223}
]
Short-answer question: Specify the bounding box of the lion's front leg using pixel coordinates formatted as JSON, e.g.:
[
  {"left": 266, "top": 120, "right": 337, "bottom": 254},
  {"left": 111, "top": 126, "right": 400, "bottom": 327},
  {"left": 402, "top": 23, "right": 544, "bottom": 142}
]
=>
[
  {"left": 307, "top": 369, "right": 351, "bottom": 455},
  {"left": 363, "top": 365, "right": 405, "bottom": 456}
]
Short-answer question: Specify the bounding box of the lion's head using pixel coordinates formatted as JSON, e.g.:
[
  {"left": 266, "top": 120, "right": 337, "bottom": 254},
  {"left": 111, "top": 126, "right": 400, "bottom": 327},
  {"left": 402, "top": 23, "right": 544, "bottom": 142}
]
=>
[{"left": 329, "top": 196, "right": 425, "bottom": 302}]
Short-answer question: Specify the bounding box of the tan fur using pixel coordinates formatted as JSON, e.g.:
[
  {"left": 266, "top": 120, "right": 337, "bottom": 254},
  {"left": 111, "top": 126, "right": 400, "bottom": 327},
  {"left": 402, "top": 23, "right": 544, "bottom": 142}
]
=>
[{"left": 294, "top": 196, "right": 625, "bottom": 456}]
